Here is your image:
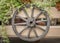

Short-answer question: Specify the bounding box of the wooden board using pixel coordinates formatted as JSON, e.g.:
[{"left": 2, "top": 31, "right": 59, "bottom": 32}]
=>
[{"left": 3, "top": 25, "right": 60, "bottom": 38}]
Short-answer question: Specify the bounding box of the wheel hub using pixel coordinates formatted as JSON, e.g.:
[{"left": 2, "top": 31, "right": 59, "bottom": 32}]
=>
[{"left": 27, "top": 18, "right": 36, "bottom": 28}]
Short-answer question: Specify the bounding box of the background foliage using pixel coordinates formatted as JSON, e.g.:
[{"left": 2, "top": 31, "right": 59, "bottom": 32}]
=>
[
  {"left": 0, "top": 0, "right": 59, "bottom": 23},
  {"left": 0, "top": 0, "right": 22, "bottom": 43},
  {"left": 0, "top": 0, "right": 22, "bottom": 23}
]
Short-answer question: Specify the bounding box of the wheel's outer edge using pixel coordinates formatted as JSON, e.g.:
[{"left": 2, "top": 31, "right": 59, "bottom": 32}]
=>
[{"left": 12, "top": 4, "right": 50, "bottom": 42}]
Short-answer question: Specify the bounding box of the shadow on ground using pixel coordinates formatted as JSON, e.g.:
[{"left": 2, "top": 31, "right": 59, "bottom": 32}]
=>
[{"left": 9, "top": 37, "right": 60, "bottom": 43}]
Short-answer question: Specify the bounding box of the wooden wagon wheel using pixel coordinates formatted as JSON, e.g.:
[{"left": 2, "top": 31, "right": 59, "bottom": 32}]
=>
[{"left": 12, "top": 4, "right": 50, "bottom": 42}]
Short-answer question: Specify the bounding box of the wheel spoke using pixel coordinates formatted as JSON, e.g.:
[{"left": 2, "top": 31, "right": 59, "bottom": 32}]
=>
[
  {"left": 31, "top": 7, "right": 35, "bottom": 18},
  {"left": 19, "top": 27, "right": 28, "bottom": 34},
  {"left": 16, "top": 16, "right": 27, "bottom": 21},
  {"left": 35, "top": 11, "right": 42, "bottom": 19},
  {"left": 36, "top": 20, "right": 47, "bottom": 23},
  {"left": 33, "top": 29, "right": 38, "bottom": 37},
  {"left": 28, "top": 28, "right": 32, "bottom": 38},
  {"left": 22, "top": 8, "right": 29, "bottom": 18},
  {"left": 36, "top": 25, "right": 46, "bottom": 31},
  {"left": 14, "top": 23, "right": 26, "bottom": 26}
]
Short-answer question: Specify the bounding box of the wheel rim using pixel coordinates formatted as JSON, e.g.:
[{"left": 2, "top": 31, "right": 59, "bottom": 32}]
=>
[{"left": 12, "top": 4, "right": 50, "bottom": 42}]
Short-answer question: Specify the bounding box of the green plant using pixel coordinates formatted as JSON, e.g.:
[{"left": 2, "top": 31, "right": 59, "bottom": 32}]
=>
[{"left": 0, "top": 0, "right": 22, "bottom": 43}]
